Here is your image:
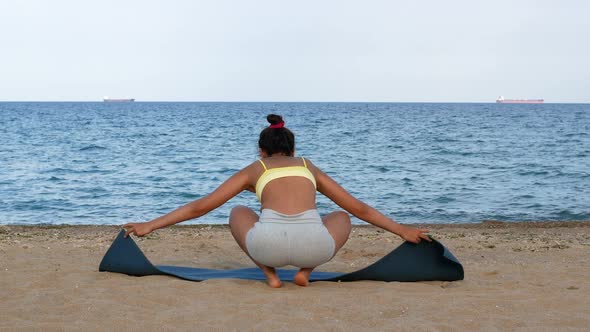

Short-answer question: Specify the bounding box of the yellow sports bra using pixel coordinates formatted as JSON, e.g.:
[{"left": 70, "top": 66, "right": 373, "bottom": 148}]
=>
[{"left": 255, "top": 157, "right": 317, "bottom": 201}]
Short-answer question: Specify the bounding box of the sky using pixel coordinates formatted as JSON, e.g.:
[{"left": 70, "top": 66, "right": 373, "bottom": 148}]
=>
[{"left": 0, "top": 0, "right": 588, "bottom": 102}]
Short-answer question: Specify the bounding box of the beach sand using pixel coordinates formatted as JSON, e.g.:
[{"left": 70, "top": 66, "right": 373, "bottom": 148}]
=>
[{"left": 1, "top": 222, "right": 590, "bottom": 331}]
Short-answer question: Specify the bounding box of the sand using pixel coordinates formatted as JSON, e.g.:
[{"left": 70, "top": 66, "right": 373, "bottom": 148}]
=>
[{"left": 1, "top": 221, "right": 590, "bottom": 331}]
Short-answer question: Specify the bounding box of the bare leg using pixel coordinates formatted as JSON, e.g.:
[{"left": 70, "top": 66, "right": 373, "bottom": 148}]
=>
[
  {"left": 294, "top": 211, "right": 352, "bottom": 286},
  {"left": 229, "top": 205, "right": 282, "bottom": 288}
]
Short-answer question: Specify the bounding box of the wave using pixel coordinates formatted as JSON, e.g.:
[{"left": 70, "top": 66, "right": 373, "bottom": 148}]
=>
[
  {"left": 40, "top": 167, "right": 72, "bottom": 174},
  {"left": 517, "top": 170, "right": 549, "bottom": 176},
  {"left": 553, "top": 210, "right": 590, "bottom": 220},
  {"left": 79, "top": 144, "right": 107, "bottom": 151},
  {"left": 564, "top": 132, "right": 588, "bottom": 137},
  {"left": 434, "top": 196, "right": 456, "bottom": 203},
  {"left": 178, "top": 192, "right": 200, "bottom": 199},
  {"left": 368, "top": 165, "right": 389, "bottom": 173},
  {"left": 432, "top": 148, "right": 481, "bottom": 157}
]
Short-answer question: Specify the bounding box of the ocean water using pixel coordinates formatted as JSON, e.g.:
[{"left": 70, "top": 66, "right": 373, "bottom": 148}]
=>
[{"left": 0, "top": 102, "right": 589, "bottom": 225}]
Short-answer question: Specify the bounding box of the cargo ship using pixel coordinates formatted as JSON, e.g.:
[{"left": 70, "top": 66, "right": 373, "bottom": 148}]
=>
[
  {"left": 103, "top": 96, "right": 135, "bottom": 102},
  {"left": 496, "top": 96, "right": 544, "bottom": 104}
]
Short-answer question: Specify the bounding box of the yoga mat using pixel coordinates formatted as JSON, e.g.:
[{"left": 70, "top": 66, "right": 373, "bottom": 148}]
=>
[{"left": 99, "top": 230, "right": 464, "bottom": 282}]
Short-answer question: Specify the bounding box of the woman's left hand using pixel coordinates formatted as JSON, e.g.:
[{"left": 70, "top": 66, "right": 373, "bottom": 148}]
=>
[
  {"left": 399, "top": 225, "right": 431, "bottom": 244},
  {"left": 122, "top": 222, "right": 154, "bottom": 238}
]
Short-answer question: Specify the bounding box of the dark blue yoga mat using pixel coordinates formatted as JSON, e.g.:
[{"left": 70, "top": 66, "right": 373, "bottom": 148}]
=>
[{"left": 99, "top": 230, "right": 464, "bottom": 282}]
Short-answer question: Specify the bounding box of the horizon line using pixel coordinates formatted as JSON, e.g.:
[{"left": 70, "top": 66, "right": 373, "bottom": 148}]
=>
[{"left": 1, "top": 100, "right": 589, "bottom": 104}]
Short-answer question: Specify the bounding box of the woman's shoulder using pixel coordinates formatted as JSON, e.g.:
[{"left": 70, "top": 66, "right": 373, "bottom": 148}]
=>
[
  {"left": 299, "top": 156, "right": 321, "bottom": 175},
  {"left": 244, "top": 159, "right": 266, "bottom": 170},
  {"left": 300, "top": 156, "right": 315, "bottom": 165},
  {"left": 236, "top": 160, "right": 266, "bottom": 177}
]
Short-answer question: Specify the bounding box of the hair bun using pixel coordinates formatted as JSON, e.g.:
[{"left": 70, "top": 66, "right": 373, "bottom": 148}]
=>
[{"left": 267, "top": 114, "right": 283, "bottom": 125}]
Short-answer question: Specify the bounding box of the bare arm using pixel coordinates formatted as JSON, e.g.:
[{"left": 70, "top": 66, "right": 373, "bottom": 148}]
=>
[
  {"left": 313, "top": 162, "right": 430, "bottom": 243},
  {"left": 123, "top": 166, "right": 252, "bottom": 237}
]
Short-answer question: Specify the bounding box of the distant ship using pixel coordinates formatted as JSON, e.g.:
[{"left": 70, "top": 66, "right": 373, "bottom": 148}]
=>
[
  {"left": 496, "top": 96, "right": 544, "bottom": 104},
  {"left": 103, "top": 96, "right": 135, "bottom": 102}
]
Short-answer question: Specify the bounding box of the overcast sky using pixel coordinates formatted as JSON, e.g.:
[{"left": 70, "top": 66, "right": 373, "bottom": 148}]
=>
[{"left": 0, "top": 0, "right": 588, "bottom": 102}]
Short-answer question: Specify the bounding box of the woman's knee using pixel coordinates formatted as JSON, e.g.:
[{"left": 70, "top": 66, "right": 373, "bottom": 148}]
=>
[
  {"left": 322, "top": 211, "right": 352, "bottom": 252},
  {"left": 229, "top": 205, "right": 258, "bottom": 229},
  {"left": 323, "top": 211, "right": 352, "bottom": 233},
  {"left": 335, "top": 211, "right": 351, "bottom": 222},
  {"left": 230, "top": 205, "right": 253, "bottom": 218},
  {"left": 230, "top": 205, "right": 249, "bottom": 215},
  {"left": 331, "top": 211, "right": 351, "bottom": 228}
]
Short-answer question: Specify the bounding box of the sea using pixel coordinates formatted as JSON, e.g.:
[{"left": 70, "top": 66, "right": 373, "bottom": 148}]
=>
[{"left": 1, "top": 102, "right": 589, "bottom": 225}]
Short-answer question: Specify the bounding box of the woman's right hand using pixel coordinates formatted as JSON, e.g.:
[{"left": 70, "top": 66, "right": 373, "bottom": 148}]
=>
[
  {"left": 122, "top": 222, "right": 154, "bottom": 238},
  {"left": 399, "top": 225, "right": 431, "bottom": 244}
]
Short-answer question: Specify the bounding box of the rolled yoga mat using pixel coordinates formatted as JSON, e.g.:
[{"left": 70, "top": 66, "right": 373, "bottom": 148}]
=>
[{"left": 99, "top": 230, "right": 464, "bottom": 282}]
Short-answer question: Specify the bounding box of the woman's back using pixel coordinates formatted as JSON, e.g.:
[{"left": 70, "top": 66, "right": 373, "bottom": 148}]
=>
[{"left": 255, "top": 156, "right": 317, "bottom": 214}]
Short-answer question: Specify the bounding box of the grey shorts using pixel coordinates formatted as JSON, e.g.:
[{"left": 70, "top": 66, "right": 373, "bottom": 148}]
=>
[{"left": 245, "top": 209, "right": 336, "bottom": 268}]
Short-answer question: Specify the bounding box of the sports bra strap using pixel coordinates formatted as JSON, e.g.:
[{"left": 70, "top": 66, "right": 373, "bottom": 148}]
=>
[{"left": 259, "top": 158, "right": 307, "bottom": 170}]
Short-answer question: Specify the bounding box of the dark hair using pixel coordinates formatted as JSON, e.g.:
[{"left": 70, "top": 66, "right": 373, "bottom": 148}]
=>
[{"left": 258, "top": 114, "right": 295, "bottom": 156}]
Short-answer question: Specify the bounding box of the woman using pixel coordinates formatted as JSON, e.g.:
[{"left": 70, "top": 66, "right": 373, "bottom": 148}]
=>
[{"left": 123, "top": 114, "right": 430, "bottom": 288}]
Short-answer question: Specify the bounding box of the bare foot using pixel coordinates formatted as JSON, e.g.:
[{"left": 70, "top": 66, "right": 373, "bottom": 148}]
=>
[
  {"left": 263, "top": 269, "right": 283, "bottom": 288},
  {"left": 266, "top": 276, "right": 283, "bottom": 288},
  {"left": 294, "top": 268, "right": 312, "bottom": 287}
]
